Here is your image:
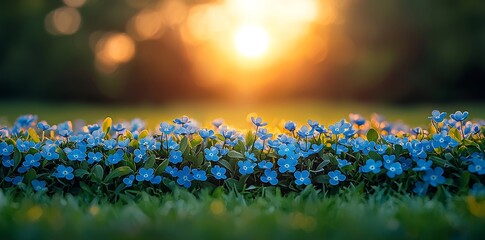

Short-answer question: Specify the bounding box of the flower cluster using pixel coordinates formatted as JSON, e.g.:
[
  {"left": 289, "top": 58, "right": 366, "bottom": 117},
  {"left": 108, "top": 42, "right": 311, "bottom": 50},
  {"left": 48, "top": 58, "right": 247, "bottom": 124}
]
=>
[{"left": 0, "top": 111, "right": 484, "bottom": 198}]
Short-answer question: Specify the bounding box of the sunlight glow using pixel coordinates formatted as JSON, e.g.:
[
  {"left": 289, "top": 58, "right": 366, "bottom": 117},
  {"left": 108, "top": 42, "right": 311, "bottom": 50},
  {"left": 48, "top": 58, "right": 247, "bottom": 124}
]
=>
[{"left": 234, "top": 25, "right": 269, "bottom": 58}]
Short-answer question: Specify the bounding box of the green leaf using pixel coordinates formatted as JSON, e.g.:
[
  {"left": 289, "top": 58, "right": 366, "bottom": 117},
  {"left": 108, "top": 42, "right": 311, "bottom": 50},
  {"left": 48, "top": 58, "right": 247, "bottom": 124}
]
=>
[
  {"left": 74, "top": 169, "right": 90, "bottom": 178},
  {"left": 138, "top": 130, "right": 149, "bottom": 139},
  {"left": 368, "top": 151, "right": 381, "bottom": 160},
  {"left": 28, "top": 128, "right": 40, "bottom": 143},
  {"left": 13, "top": 150, "right": 22, "bottom": 170},
  {"left": 314, "top": 160, "right": 330, "bottom": 172},
  {"left": 219, "top": 159, "right": 233, "bottom": 172},
  {"left": 449, "top": 127, "right": 462, "bottom": 141},
  {"left": 227, "top": 150, "right": 245, "bottom": 159},
  {"left": 224, "top": 178, "right": 241, "bottom": 191},
  {"left": 155, "top": 159, "right": 169, "bottom": 175},
  {"left": 366, "top": 128, "right": 379, "bottom": 142},
  {"left": 24, "top": 169, "right": 37, "bottom": 184},
  {"left": 179, "top": 136, "right": 189, "bottom": 154},
  {"left": 102, "top": 117, "right": 112, "bottom": 133},
  {"left": 144, "top": 155, "right": 156, "bottom": 169},
  {"left": 92, "top": 165, "right": 104, "bottom": 182},
  {"left": 105, "top": 166, "right": 133, "bottom": 182}
]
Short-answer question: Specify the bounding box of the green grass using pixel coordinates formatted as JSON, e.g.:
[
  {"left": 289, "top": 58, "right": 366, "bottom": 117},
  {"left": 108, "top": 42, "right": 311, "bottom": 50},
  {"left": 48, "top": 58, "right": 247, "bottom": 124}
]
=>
[
  {"left": 1, "top": 188, "right": 485, "bottom": 240},
  {"left": 1, "top": 100, "right": 485, "bottom": 129}
]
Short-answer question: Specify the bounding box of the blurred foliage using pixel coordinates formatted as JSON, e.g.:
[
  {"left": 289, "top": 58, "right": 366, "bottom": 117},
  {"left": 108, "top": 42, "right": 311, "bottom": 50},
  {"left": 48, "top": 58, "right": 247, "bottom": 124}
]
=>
[{"left": 0, "top": 0, "right": 484, "bottom": 103}]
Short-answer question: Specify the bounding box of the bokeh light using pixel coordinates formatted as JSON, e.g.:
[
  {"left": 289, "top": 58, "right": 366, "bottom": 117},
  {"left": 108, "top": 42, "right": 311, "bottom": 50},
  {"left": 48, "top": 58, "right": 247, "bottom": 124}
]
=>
[
  {"left": 44, "top": 7, "right": 81, "bottom": 35},
  {"left": 95, "top": 33, "right": 135, "bottom": 73}
]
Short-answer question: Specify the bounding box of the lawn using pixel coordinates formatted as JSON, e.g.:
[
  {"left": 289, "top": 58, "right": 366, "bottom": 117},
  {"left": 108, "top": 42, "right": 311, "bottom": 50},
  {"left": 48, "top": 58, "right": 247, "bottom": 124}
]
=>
[{"left": 1, "top": 100, "right": 485, "bottom": 239}]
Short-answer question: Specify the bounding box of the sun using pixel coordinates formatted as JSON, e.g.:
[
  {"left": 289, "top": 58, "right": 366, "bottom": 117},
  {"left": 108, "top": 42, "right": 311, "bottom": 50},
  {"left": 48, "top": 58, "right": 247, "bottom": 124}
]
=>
[{"left": 233, "top": 25, "right": 270, "bottom": 58}]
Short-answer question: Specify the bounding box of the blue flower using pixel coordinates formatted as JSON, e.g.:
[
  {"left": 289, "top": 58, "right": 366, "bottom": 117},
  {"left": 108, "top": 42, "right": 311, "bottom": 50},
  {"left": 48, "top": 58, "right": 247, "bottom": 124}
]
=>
[
  {"left": 150, "top": 175, "right": 162, "bottom": 184},
  {"left": 212, "top": 118, "right": 224, "bottom": 128},
  {"left": 294, "top": 170, "right": 311, "bottom": 186},
  {"left": 23, "top": 153, "right": 41, "bottom": 168},
  {"left": 5, "top": 176, "right": 24, "bottom": 185},
  {"left": 277, "top": 144, "right": 296, "bottom": 157},
  {"left": 176, "top": 166, "right": 193, "bottom": 188},
  {"left": 374, "top": 144, "right": 388, "bottom": 155},
  {"left": 103, "top": 139, "right": 117, "bottom": 150},
  {"left": 192, "top": 169, "right": 207, "bottom": 181},
  {"left": 382, "top": 155, "right": 396, "bottom": 168},
  {"left": 256, "top": 128, "right": 273, "bottom": 140},
  {"left": 423, "top": 167, "right": 446, "bottom": 187},
  {"left": 16, "top": 139, "right": 35, "bottom": 153},
  {"left": 260, "top": 169, "right": 278, "bottom": 185},
  {"left": 277, "top": 157, "right": 297, "bottom": 173},
  {"left": 413, "top": 181, "right": 429, "bottom": 196},
  {"left": 429, "top": 110, "right": 447, "bottom": 123},
  {"left": 0, "top": 142, "right": 14, "bottom": 156},
  {"left": 431, "top": 132, "right": 452, "bottom": 149},
  {"left": 173, "top": 116, "right": 191, "bottom": 125},
  {"left": 106, "top": 149, "right": 124, "bottom": 165},
  {"left": 159, "top": 122, "right": 175, "bottom": 135},
  {"left": 2, "top": 156, "right": 14, "bottom": 168},
  {"left": 297, "top": 126, "right": 314, "bottom": 138},
  {"left": 67, "top": 149, "right": 86, "bottom": 161},
  {"left": 329, "top": 119, "right": 351, "bottom": 135},
  {"left": 57, "top": 121, "right": 73, "bottom": 137},
  {"left": 238, "top": 160, "right": 256, "bottom": 175},
  {"left": 211, "top": 165, "right": 227, "bottom": 180},
  {"left": 258, "top": 160, "right": 273, "bottom": 170},
  {"left": 385, "top": 162, "right": 403, "bottom": 178},
  {"left": 40, "top": 145, "right": 59, "bottom": 160},
  {"left": 134, "top": 149, "right": 147, "bottom": 163},
  {"left": 136, "top": 168, "right": 154, "bottom": 181},
  {"left": 31, "top": 179, "right": 47, "bottom": 192},
  {"left": 468, "top": 158, "right": 485, "bottom": 175},
  {"left": 37, "top": 121, "right": 51, "bottom": 131},
  {"left": 117, "top": 139, "right": 130, "bottom": 148},
  {"left": 87, "top": 152, "right": 103, "bottom": 164},
  {"left": 245, "top": 152, "right": 257, "bottom": 161},
  {"left": 123, "top": 174, "right": 135, "bottom": 187},
  {"left": 450, "top": 111, "right": 468, "bottom": 122},
  {"left": 398, "top": 157, "right": 412, "bottom": 171},
  {"left": 204, "top": 147, "right": 220, "bottom": 162},
  {"left": 349, "top": 113, "right": 366, "bottom": 126},
  {"left": 360, "top": 159, "right": 382, "bottom": 174},
  {"left": 53, "top": 165, "right": 74, "bottom": 180},
  {"left": 165, "top": 166, "right": 179, "bottom": 177},
  {"left": 251, "top": 116, "right": 267, "bottom": 127},
  {"left": 199, "top": 129, "right": 215, "bottom": 140},
  {"left": 470, "top": 183, "right": 485, "bottom": 197},
  {"left": 285, "top": 121, "right": 296, "bottom": 132},
  {"left": 328, "top": 170, "right": 346, "bottom": 185},
  {"left": 412, "top": 159, "right": 433, "bottom": 172},
  {"left": 112, "top": 123, "right": 126, "bottom": 133},
  {"left": 337, "top": 158, "right": 351, "bottom": 169}
]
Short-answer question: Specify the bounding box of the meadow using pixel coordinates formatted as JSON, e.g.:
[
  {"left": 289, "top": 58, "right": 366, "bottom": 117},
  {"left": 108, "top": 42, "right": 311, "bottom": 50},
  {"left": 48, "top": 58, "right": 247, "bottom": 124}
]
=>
[{"left": 1, "top": 100, "right": 485, "bottom": 239}]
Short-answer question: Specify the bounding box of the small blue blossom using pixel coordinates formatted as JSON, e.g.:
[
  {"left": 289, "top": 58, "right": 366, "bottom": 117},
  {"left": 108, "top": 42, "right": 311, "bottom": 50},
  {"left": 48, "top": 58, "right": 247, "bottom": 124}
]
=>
[
  {"left": 294, "top": 170, "right": 311, "bottom": 186},
  {"left": 260, "top": 169, "right": 278, "bottom": 185},
  {"left": 385, "top": 162, "right": 403, "bottom": 178},
  {"left": 117, "top": 139, "right": 130, "bottom": 148},
  {"left": 238, "top": 160, "right": 256, "bottom": 175},
  {"left": 16, "top": 139, "right": 35, "bottom": 153},
  {"left": 374, "top": 144, "right": 388, "bottom": 155},
  {"left": 468, "top": 158, "right": 485, "bottom": 175},
  {"left": 192, "top": 169, "right": 207, "bottom": 181},
  {"left": 450, "top": 111, "right": 468, "bottom": 122},
  {"left": 398, "top": 157, "right": 412, "bottom": 171},
  {"left": 87, "top": 152, "right": 103, "bottom": 164},
  {"left": 123, "top": 175, "right": 135, "bottom": 187},
  {"left": 134, "top": 149, "right": 147, "bottom": 163},
  {"left": 245, "top": 152, "right": 257, "bottom": 161},
  {"left": 37, "top": 121, "right": 51, "bottom": 131},
  {"left": 337, "top": 159, "right": 351, "bottom": 169},
  {"left": 297, "top": 126, "right": 314, "bottom": 138},
  {"left": 31, "top": 179, "right": 47, "bottom": 191},
  {"left": 429, "top": 110, "right": 447, "bottom": 123},
  {"left": 0, "top": 142, "right": 14, "bottom": 156},
  {"left": 173, "top": 116, "right": 191, "bottom": 125},
  {"left": 360, "top": 159, "right": 382, "bottom": 174},
  {"left": 176, "top": 166, "right": 193, "bottom": 188},
  {"left": 150, "top": 175, "right": 162, "bottom": 184},
  {"left": 277, "top": 157, "right": 297, "bottom": 173},
  {"left": 470, "top": 183, "right": 485, "bottom": 197},
  {"left": 328, "top": 170, "right": 346, "bottom": 185},
  {"left": 112, "top": 123, "right": 126, "bottom": 133},
  {"left": 412, "top": 159, "right": 433, "bottom": 172},
  {"left": 413, "top": 181, "right": 429, "bottom": 196},
  {"left": 251, "top": 116, "right": 267, "bottom": 127},
  {"left": 103, "top": 139, "right": 117, "bottom": 150},
  {"left": 2, "top": 156, "right": 14, "bottom": 168},
  {"left": 211, "top": 165, "right": 227, "bottom": 180},
  {"left": 204, "top": 147, "right": 220, "bottom": 162},
  {"left": 136, "top": 168, "right": 154, "bottom": 182},
  {"left": 106, "top": 149, "right": 124, "bottom": 165},
  {"left": 212, "top": 118, "right": 224, "bottom": 128},
  {"left": 199, "top": 129, "right": 215, "bottom": 140},
  {"left": 53, "top": 165, "right": 74, "bottom": 180},
  {"left": 431, "top": 132, "right": 452, "bottom": 149},
  {"left": 5, "top": 176, "right": 24, "bottom": 185},
  {"left": 159, "top": 122, "right": 175, "bottom": 135},
  {"left": 277, "top": 144, "right": 296, "bottom": 157},
  {"left": 258, "top": 160, "right": 273, "bottom": 170},
  {"left": 67, "top": 149, "right": 86, "bottom": 162},
  {"left": 23, "top": 153, "right": 41, "bottom": 168},
  {"left": 285, "top": 121, "right": 296, "bottom": 132},
  {"left": 423, "top": 167, "right": 446, "bottom": 187},
  {"left": 382, "top": 155, "right": 396, "bottom": 168},
  {"left": 165, "top": 166, "right": 179, "bottom": 177}
]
